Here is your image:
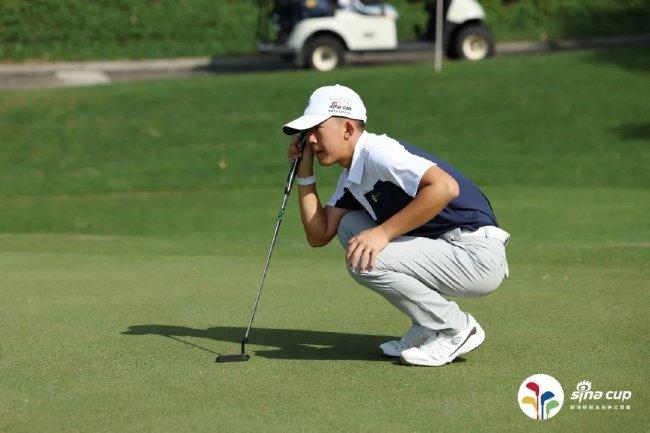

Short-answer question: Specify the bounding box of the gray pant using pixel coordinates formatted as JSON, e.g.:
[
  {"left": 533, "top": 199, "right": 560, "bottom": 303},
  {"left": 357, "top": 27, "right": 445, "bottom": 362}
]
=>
[{"left": 337, "top": 211, "right": 509, "bottom": 332}]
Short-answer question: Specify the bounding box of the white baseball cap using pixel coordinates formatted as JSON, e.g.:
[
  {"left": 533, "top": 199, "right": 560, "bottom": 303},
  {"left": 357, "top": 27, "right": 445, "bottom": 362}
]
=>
[{"left": 282, "top": 84, "right": 367, "bottom": 135}]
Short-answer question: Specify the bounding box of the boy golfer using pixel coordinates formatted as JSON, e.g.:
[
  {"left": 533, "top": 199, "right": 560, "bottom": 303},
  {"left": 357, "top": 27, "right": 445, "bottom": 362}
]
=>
[{"left": 284, "top": 84, "right": 509, "bottom": 366}]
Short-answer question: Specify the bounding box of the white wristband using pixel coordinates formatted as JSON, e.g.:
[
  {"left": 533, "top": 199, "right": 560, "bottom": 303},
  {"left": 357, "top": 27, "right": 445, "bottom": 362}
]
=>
[{"left": 296, "top": 175, "right": 316, "bottom": 186}]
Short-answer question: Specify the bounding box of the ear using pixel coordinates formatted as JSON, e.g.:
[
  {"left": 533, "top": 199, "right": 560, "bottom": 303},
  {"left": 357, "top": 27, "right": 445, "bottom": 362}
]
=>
[{"left": 344, "top": 119, "right": 355, "bottom": 139}]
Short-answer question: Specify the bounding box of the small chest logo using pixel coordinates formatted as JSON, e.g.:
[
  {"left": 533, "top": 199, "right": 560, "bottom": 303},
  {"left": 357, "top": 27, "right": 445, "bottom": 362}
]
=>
[{"left": 370, "top": 192, "right": 381, "bottom": 203}]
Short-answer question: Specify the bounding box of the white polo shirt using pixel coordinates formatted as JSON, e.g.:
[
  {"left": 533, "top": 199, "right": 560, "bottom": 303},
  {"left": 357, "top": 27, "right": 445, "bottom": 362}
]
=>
[{"left": 327, "top": 131, "right": 435, "bottom": 221}]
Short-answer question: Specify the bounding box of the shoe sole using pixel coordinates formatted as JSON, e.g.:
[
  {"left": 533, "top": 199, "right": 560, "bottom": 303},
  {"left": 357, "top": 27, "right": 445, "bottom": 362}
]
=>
[{"left": 400, "top": 324, "right": 486, "bottom": 367}]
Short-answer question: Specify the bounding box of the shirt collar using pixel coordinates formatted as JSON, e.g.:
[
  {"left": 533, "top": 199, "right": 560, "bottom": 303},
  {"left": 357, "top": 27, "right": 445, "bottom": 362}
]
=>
[{"left": 346, "top": 130, "right": 368, "bottom": 184}]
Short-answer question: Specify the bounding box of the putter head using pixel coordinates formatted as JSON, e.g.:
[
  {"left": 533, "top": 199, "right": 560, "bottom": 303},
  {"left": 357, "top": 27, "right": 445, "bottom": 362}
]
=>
[{"left": 216, "top": 353, "right": 250, "bottom": 363}]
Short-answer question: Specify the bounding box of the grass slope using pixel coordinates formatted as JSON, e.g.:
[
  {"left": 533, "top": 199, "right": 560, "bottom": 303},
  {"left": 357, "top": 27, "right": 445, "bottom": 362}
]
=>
[{"left": 0, "top": 48, "right": 649, "bottom": 433}]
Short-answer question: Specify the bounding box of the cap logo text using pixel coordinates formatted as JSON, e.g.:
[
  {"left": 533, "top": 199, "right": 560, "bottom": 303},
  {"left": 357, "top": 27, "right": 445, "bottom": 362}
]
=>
[{"left": 329, "top": 99, "right": 352, "bottom": 113}]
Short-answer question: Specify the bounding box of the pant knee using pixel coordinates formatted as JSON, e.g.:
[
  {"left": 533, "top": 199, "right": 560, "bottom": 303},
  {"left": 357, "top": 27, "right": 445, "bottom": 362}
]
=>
[
  {"left": 337, "top": 210, "right": 374, "bottom": 249},
  {"left": 345, "top": 260, "right": 387, "bottom": 288},
  {"left": 336, "top": 215, "right": 355, "bottom": 248}
]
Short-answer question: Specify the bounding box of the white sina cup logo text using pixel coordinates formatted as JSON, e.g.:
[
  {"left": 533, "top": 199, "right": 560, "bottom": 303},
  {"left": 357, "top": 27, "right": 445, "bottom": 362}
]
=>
[{"left": 571, "top": 381, "right": 632, "bottom": 404}]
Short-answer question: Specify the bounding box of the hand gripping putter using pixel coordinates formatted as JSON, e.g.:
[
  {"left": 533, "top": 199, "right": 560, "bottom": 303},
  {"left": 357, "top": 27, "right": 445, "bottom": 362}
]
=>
[{"left": 216, "top": 134, "right": 307, "bottom": 363}]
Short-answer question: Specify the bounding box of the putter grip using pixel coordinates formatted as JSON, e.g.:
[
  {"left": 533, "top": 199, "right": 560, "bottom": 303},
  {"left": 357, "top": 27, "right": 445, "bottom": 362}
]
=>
[{"left": 285, "top": 134, "right": 306, "bottom": 195}]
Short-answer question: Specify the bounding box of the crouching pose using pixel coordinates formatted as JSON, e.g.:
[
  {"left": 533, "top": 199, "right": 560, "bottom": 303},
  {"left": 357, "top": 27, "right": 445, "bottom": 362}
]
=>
[{"left": 283, "top": 84, "right": 509, "bottom": 366}]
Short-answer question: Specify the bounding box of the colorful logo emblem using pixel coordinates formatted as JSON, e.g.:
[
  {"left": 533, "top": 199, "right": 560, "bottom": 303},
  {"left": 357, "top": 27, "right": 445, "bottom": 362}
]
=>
[{"left": 518, "top": 374, "right": 564, "bottom": 420}]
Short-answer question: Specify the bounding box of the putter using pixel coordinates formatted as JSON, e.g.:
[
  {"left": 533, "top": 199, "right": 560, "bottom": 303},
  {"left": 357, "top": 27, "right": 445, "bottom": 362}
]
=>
[{"left": 216, "top": 133, "right": 307, "bottom": 363}]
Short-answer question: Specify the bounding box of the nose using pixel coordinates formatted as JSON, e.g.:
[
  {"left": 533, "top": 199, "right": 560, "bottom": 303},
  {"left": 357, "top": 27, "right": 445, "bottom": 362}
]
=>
[
  {"left": 305, "top": 130, "right": 318, "bottom": 147},
  {"left": 305, "top": 129, "right": 317, "bottom": 142}
]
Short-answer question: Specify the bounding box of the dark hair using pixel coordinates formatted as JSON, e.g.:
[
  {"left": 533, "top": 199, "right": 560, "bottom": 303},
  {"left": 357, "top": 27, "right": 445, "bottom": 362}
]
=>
[{"left": 334, "top": 116, "right": 366, "bottom": 131}]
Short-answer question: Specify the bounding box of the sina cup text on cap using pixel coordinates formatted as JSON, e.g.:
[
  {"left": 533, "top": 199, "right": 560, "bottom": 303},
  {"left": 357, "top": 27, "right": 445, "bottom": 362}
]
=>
[{"left": 328, "top": 99, "right": 352, "bottom": 115}]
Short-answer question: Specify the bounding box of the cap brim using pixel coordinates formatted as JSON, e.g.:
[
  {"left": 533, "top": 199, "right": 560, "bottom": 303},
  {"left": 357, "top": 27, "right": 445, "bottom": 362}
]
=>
[{"left": 282, "top": 114, "right": 331, "bottom": 135}]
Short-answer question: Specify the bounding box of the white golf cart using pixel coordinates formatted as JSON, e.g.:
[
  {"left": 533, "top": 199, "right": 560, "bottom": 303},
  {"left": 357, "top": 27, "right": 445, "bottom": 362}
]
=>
[{"left": 257, "top": 0, "right": 495, "bottom": 71}]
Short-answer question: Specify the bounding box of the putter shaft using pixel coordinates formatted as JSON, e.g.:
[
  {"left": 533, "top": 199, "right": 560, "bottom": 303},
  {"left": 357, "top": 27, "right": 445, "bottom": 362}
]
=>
[{"left": 217, "top": 134, "right": 306, "bottom": 364}]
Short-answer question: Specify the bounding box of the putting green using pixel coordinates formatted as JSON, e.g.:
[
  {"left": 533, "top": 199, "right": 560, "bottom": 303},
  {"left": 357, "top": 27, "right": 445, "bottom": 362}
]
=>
[{"left": 1, "top": 48, "right": 648, "bottom": 432}]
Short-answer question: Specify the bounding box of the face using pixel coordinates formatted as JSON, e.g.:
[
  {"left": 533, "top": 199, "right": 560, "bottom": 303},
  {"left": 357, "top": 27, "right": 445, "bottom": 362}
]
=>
[{"left": 305, "top": 117, "right": 351, "bottom": 166}]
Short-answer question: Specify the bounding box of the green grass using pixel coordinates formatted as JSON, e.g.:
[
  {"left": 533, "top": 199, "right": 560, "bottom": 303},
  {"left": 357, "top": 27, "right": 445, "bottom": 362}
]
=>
[{"left": 1, "top": 48, "right": 649, "bottom": 432}]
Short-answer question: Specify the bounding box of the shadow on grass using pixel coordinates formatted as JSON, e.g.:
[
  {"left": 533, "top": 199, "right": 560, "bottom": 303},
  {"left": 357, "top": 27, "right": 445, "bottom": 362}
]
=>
[
  {"left": 611, "top": 122, "right": 650, "bottom": 141},
  {"left": 195, "top": 56, "right": 296, "bottom": 74},
  {"left": 587, "top": 47, "right": 650, "bottom": 72},
  {"left": 122, "top": 324, "right": 398, "bottom": 361}
]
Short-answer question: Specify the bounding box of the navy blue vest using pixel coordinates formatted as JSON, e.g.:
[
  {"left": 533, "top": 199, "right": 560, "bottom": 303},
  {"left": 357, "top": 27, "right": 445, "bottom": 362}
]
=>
[{"left": 336, "top": 141, "right": 499, "bottom": 238}]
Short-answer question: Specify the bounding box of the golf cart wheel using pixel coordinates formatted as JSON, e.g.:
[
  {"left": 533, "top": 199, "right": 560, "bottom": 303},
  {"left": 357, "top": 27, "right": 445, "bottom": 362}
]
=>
[
  {"left": 453, "top": 24, "right": 495, "bottom": 61},
  {"left": 304, "top": 36, "right": 345, "bottom": 72}
]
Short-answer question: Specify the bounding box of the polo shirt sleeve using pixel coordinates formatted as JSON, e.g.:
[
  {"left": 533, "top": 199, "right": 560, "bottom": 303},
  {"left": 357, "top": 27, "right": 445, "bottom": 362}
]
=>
[
  {"left": 367, "top": 141, "right": 436, "bottom": 197},
  {"left": 326, "top": 172, "right": 363, "bottom": 210}
]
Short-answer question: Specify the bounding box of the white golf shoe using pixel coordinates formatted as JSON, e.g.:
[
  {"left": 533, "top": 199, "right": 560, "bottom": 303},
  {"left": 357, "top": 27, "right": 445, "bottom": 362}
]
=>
[
  {"left": 379, "top": 324, "right": 437, "bottom": 357},
  {"left": 400, "top": 314, "right": 485, "bottom": 367}
]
